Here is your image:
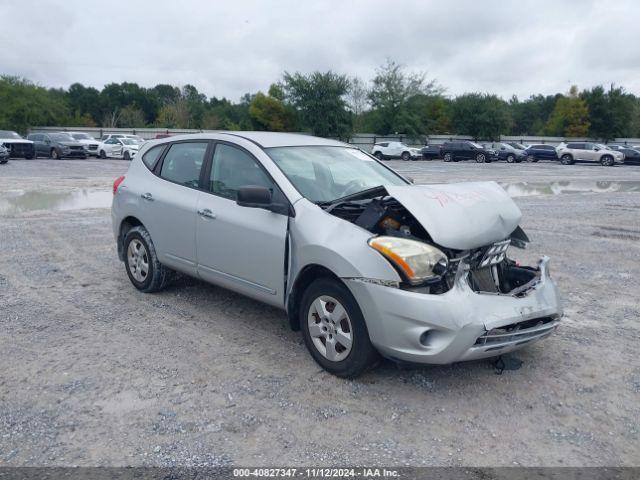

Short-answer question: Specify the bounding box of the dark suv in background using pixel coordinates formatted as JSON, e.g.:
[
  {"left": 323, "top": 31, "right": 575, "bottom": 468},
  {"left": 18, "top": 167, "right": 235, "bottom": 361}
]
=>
[
  {"left": 608, "top": 145, "right": 640, "bottom": 165},
  {"left": 440, "top": 141, "right": 493, "bottom": 163},
  {"left": 27, "top": 132, "right": 87, "bottom": 159},
  {"left": 523, "top": 144, "right": 558, "bottom": 162}
]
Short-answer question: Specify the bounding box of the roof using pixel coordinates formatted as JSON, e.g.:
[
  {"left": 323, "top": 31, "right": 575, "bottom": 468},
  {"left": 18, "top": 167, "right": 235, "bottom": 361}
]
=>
[{"left": 216, "top": 131, "right": 347, "bottom": 148}]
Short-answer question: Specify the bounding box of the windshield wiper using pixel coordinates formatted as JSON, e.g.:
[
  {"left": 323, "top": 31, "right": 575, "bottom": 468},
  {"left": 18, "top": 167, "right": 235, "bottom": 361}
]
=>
[{"left": 317, "top": 185, "right": 388, "bottom": 210}]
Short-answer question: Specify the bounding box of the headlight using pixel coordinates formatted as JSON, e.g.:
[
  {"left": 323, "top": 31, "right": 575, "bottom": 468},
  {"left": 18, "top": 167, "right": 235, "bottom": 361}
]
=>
[{"left": 368, "top": 236, "right": 448, "bottom": 285}]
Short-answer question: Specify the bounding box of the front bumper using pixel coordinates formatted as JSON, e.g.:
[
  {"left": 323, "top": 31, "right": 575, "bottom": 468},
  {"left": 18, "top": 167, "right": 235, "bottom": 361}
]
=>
[{"left": 344, "top": 257, "right": 562, "bottom": 364}]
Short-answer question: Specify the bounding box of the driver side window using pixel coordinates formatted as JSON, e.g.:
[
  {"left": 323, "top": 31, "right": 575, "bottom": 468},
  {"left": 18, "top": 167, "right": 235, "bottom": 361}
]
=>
[{"left": 209, "top": 143, "right": 273, "bottom": 200}]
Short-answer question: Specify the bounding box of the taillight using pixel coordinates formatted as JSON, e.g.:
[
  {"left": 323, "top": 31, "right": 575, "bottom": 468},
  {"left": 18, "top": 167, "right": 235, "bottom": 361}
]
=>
[{"left": 113, "top": 175, "right": 125, "bottom": 195}]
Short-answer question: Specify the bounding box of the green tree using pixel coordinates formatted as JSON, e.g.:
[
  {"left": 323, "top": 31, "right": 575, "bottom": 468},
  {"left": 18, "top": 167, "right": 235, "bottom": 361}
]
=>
[
  {"left": 509, "top": 94, "right": 558, "bottom": 135},
  {"left": 249, "top": 92, "right": 296, "bottom": 131},
  {"left": 450, "top": 93, "right": 512, "bottom": 139},
  {"left": 545, "top": 86, "right": 590, "bottom": 137},
  {"left": 581, "top": 85, "right": 635, "bottom": 140},
  {"left": 282, "top": 71, "right": 352, "bottom": 138},
  {"left": 367, "top": 60, "right": 440, "bottom": 135}
]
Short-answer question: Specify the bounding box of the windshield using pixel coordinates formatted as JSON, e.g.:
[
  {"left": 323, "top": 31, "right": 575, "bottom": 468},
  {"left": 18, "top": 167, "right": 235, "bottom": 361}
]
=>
[
  {"left": 71, "top": 133, "right": 93, "bottom": 140},
  {"left": 469, "top": 142, "right": 483, "bottom": 149},
  {"left": 51, "top": 133, "right": 74, "bottom": 141},
  {"left": 595, "top": 143, "right": 610, "bottom": 150},
  {"left": 0, "top": 131, "right": 22, "bottom": 139},
  {"left": 121, "top": 139, "right": 137, "bottom": 145},
  {"left": 266, "top": 146, "right": 408, "bottom": 203},
  {"left": 508, "top": 142, "right": 526, "bottom": 150}
]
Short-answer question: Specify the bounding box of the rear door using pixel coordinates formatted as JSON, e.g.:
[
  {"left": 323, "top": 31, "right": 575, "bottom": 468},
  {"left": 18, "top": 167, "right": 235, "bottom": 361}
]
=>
[
  {"left": 195, "top": 141, "right": 289, "bottom": 307},
  {"left": 140, "top": 140, "right": 210, "bottom": 274}
]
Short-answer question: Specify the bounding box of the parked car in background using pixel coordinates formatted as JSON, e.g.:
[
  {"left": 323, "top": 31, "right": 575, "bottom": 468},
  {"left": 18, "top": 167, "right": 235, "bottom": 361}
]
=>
[
  {"left": 112, "top": 131, "right": 562, "bottom": 377},
  {"left": 0, "top": 130, "right": 35, "bottom": 159},
  {"left": 155, "top": 133, "right": 172, "bottom": 139},
  {"left": 421, "top": 144, "right": 441, "bottom": 160},
  {"left": 440, "top": 141, "right": 493, "bottom": 163},
  {"left": 523, "top": 144, "right": 558, "bottom": 162},
  {"left": 608, "top": 145, "right": 640, "bottom": 165},
  {"left": 98, "top": 137, "right": 140, "bottom": 160},
  {"left": 0, "top": 144, "right": 9, "bottom": 163},
  {"left": 100, "top": 133, "right": 145, "bottom": 144},
  {"left": 27, "top": 132, "right": 87, "bottom": 159},
  {"left": 68, "top": 132, "right": 100, "bottom": 156},
  {"left": 556, "top": 142, "right": 624, "bottom": 166},
  {"left": 487, "top": 142, "right": 527, "bottom": 163},
  {"left": 371, "top": 142, "right": 421, "bottom": 161}
]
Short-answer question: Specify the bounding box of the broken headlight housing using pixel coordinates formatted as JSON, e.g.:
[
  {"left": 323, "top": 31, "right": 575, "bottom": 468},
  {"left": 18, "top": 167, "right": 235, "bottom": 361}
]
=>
[{"left": 368, "top": 236, "right": 448, "bottom": 285}]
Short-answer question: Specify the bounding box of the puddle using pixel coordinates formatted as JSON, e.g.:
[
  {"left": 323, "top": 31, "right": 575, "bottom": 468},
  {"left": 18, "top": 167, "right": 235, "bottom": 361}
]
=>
[
  {"left": 500, "top": 180, "right": 640, "bottom": 197},
  {"left": 0, "top": 189, "right": 112, "bottom": 215}
]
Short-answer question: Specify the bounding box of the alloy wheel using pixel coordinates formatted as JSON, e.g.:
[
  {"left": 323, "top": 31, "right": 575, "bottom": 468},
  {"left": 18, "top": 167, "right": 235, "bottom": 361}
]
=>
[
  {"left": 307, "top": 295, "right": 353, "bottom": 362},
  {"left": 127, "top": 238, "right": 149, "bottom": 283}
]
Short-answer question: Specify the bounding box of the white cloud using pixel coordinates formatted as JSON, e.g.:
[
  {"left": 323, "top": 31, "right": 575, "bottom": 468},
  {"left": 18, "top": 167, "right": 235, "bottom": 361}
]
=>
[{"left": 1, "top": 0, "right": 638, "bottom": 100}]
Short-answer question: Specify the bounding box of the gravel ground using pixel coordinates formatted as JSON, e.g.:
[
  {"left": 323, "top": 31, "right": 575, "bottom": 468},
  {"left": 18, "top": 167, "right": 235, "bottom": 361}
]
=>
[{"left": 0, "top": 158, "right": 638, "bottom": 467}]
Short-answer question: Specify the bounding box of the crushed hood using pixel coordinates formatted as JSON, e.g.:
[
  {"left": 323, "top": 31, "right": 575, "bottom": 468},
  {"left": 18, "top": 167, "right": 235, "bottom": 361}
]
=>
[{"left": 386, "top": 182, "right": 522, "bottom": 250}]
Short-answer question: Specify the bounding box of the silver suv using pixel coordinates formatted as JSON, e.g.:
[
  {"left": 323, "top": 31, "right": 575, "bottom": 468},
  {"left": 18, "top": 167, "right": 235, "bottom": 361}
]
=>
[
  {"left": 112, "top": 132, "right": 562, "bottom": 377},
  {"left": 556, "top": 142, "right": 624, "bottom": 166}
]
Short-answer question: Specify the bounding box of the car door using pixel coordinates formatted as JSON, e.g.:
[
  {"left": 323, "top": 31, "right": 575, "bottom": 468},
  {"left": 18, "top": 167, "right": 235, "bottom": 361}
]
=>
[
  {"left": 195, "top": 141, "right": 289, "bottom": 307},
  {"left": 140, "top": 140, "right": 210, "bottom": 274},
  {"left": 112, "top": 139, "right": 125, "bottom": 158}
]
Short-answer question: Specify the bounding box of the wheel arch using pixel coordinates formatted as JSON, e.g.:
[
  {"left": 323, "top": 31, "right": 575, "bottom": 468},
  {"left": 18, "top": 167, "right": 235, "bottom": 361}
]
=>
[
  {"left": 286, "top": 264, "right": 343, "bottom": 331},
  {"left": 117, "top": 216, "right": 146, "bottom": 261}
]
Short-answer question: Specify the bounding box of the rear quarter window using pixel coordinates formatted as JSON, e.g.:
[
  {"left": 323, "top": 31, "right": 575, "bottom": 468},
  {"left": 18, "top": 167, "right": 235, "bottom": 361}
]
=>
[{"left": 141, "top": 145, "right": 165, "bottom": 170}]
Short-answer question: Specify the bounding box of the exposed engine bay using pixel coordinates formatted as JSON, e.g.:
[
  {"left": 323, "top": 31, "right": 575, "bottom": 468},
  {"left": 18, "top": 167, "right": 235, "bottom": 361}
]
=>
[{"left": 323, "top": 190, "right": 539, "bottom": 296}]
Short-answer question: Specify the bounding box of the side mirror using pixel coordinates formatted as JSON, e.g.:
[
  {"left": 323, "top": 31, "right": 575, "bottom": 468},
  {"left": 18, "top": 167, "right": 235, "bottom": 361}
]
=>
[
  {"left": 594, "top": 147, "right": 600, "bottom": 151},
  {"left": 236, "top": 184, "right": 276, "bottom": 211}
]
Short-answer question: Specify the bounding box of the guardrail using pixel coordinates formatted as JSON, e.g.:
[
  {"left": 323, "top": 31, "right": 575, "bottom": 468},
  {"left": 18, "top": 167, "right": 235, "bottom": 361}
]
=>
[{"left": 29, "top": 127, "right": 640, "bottom": 149}]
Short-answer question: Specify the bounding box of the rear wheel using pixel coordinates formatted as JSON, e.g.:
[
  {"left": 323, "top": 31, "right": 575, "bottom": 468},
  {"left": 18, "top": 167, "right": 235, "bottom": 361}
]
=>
[
  {"left": 300, "top": 278, "right": 379, "bottom": 378},
  {"left": 600, "top": 155, "right": 614, "bottom": 166},
  {"left": 401, "top": 151, "right": 411, "bottom": 161},
  {"left": 50, "top": 148, "right": 59, "bottom": 160},
  {"left": 443, "top": 152, "right": 453, "bottom": 162},
  {"left": 99, "top": 150, "right": 107, "bottom": 159},
  {"left": 506, "top": 154, "right": 515, "bottom": 163},
  {"left": 561, "top": 154, "right": 574, "bottom": 165},
  {"left": 374, "top": 151, "right": 383, "bottom": 160},
  {"left": 123, "top": 226, "right": 173, "bottom": 293}
]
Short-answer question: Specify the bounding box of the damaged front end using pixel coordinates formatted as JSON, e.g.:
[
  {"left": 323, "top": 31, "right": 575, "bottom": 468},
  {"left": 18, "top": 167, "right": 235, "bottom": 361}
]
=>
[{"left": 321, "top": 182, "right": 563, "bottom": 364}]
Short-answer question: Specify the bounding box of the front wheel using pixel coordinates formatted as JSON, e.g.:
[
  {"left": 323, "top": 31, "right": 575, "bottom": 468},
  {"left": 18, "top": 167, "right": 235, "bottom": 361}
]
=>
[
  {"left": 374, "top": 151, "right": 383, "bottom": 160},
  {"left": 600, "top": 155, "right": 614, "bottom": 166},
  {"left": 475, "top": 153, "right": 486, "bottom": 163},
  {"left": 506, "top": 154, "right": 515, "bottom": 163},
  {"left": 123, "top": 226, "right": 173, "bottom": 293},
  {"left": 401, "top": 151, "right": 411, "bottom": 161},
  {"left": 526, "top": 155, "right": 536, "bottom": 163},
  {"left": 99, "top": 150, "right": 107, "bottom": 159},
  {"left": 300, "top": 278, "right": 379, "bottom": 378},
  {"left": 443, "top": 152, "right": 453, "bottom": 162},
  {"left": 50, "top": 149, "right": 59, "bottom": 160},
  {"left": 123, "top": 151, "right": 131, "bottom": 161}
]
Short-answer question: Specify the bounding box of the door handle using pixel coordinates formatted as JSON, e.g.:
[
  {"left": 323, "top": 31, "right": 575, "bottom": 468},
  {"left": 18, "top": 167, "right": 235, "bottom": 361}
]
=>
[
  {"left": 197, "top": 208, "right": 216, "bottom": 219},
  {"left": 140, "top": 192, "right": 153, "bottom": 201}
]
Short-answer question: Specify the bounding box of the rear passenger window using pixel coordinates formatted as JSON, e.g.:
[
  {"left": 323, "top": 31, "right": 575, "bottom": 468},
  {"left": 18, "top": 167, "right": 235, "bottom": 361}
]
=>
[
  {"left": 142, "top": 145, "right": 164, "bottom": 170},
  {"left": 160, "top": 142, "right": 208, "bottom": 188},
  {"left": 209, "top": 143, "right": 273, "bottom": 200}
]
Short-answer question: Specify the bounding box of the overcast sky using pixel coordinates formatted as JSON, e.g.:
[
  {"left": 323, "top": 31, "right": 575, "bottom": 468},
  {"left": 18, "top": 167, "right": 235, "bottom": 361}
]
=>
[{"left": 2, "top": 0, "right": 639, "bottom": 101}]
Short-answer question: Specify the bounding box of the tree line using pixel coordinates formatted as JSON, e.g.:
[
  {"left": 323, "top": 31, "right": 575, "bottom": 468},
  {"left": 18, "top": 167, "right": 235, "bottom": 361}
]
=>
[{"left": 2, "top": 60, "right": 640, "bottom": 141}]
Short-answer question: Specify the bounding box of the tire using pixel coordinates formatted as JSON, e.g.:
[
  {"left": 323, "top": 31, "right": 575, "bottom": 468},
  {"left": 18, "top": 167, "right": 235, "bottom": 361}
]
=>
[
  {"left": 560, "top": 154, "right": 574, "bottom": 165},
  {"left": 443, "top": 152, "right": 453, "bottom": 162},
  {"left": 300, "top": 277, "right": 379, "bottom": 378},
  {"left": 401, "top": 151, "right": 411, "bottom": 161},
  {"left": 123, "top": 151, "right": 131, "bottom": 161},
  {"left": 526, "top": 155, "right": 536, "bottom": 163},
  {"left": 373, "top": 151, "right": 383, "bottom": 160},
  {"left": 24, "top": 154, "right": 34, "bottom": 160},
  {"left": 123, "top": 226, "right": 173, "bottom": 293},
  {"left": 506, "top": 154, "right": 515, "bottom": 163},
  {"left": 50, "top": 148, "right": 59, "bottom": 160},
  {"left": 475, "top": 153, "right": 486, "bottom": 163},
  {"left": 99, "top": 150, "right": 107, "bottom": 159},
  {"left": 80, "top": 155, "right": 87, "bottom": 160},
  {"left": 600, "top": 155, "right": 614, "bottom": 167}
]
